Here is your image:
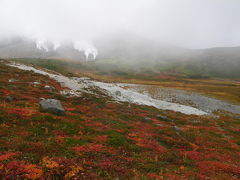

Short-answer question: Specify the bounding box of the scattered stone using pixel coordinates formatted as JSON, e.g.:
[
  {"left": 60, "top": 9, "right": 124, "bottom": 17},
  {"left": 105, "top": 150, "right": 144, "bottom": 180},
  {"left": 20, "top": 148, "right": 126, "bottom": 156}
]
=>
[
  {"left": 174, "top": 125, "right": 182, "bottom": 136},
  {"left": 115, "top": 91, "right": 121, "bottom": 96},
  {"left": 191, "top": 120, "right": 201, "bottom": 123},
  {"left": 61, "top": 90, "right": 81, "bottom": 96},
  {"left": 156, "top": 115, "right": 173, "bottom": 122},
  {"left": 39, "top": 99, "right": 65, "bottom": 115},
  {"left": 8, "top": 79, "right": 17, "bottom": 83},
  {"left": 142, "top": 117, "right": 152, "bottom": 123},
  {"left": 5, "top": 96, "right": 13, "bottom": 102},
  {"left": 33, "top": 81, "right": 41, "bottom": 85},
  {"left": 45, "top": 85, "right": 55, "bottom": 91},
  {"left": 174, "top": 125, "right": 181, "bottom": 132},
  {"left": 32, "top": 82, "right": 41, "bottom": 87}
]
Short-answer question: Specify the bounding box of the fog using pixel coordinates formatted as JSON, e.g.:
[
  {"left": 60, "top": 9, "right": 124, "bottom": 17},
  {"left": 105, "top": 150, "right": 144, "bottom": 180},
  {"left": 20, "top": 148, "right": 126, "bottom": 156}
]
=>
[{"left": 0, "top": 0, "right": 240, "bottom": 49}]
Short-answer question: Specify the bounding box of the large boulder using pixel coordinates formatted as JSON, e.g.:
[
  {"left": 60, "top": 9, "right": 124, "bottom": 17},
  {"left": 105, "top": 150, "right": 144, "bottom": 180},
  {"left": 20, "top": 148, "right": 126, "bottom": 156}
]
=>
[{"left": 39, "top": 99, "right": 65, "bottom": 115}]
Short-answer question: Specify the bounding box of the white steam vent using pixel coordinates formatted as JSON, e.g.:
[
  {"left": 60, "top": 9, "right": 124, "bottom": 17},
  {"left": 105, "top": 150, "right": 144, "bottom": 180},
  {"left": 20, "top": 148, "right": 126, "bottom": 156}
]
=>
[
  {"left": 53, "top": 41, "right": 61, "bottom": 51},
  {"left": 74, "top": 41, "right": 98, "bottom": 60},
  {"left": 35, "top": 39, "right": 49, "bottom": 52}
]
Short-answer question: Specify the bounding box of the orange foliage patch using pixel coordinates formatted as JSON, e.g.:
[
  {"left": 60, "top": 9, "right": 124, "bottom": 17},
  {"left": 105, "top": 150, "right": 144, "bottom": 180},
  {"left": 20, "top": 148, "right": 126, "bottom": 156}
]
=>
[
  {"left": 72, "top": 143, "right": 105, "bottom": 154},
  {"left": 42, "top": 156, "right": 59, "bottom": 169},
  {"left": 64, "top": 166, "right": 83, "bottom": 179},
  {"left": 0, "top": 152, "right": 19, "bottom": 161},
  {"left": 3, "top": 161, "right": 43, "bottom": 180}
]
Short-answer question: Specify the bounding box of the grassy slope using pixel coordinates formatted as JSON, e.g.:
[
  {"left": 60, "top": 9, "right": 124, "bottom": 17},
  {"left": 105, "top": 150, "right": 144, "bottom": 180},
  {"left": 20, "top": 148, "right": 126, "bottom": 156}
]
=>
[{"left": 0, "top": 60, "right": 239, "bottom": 179}]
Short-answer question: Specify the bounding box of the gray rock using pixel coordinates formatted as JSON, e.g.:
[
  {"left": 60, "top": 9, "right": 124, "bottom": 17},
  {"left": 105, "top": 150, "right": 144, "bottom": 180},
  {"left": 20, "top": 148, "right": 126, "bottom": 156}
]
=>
[
  {"left": 39, "top": 99, "right": 65, "bottom": 115},
  {"left": 45, "top": 85, "right": 55, "bottom": 91},
  {"left": 115, "top": 91, "right": 121, "bottom": 96},
  {"left": 5, "top": 96, "right": 13, "bottom": 102},
  {"left": 156, "top": 115, "right": 173, "bottom": 122},
  {"left": 8, "top": 79, "right": 17, "bottom": 83},
  {"left": 174, "top": 125, "right": 182, "bottom": 136},
  {"left": 33, "top": 81, "right": 41, "bottom": 85},
  {"left": 31, "top": 81, "right": 41, "bottom": 87},
  {"left": 141, "top": 117, "right": 152, "bottom": 123},
  {"left": 144, "top": 117, "right": 152, "bottom": 121},
  {"left": 174, "top": 125, "right": 181, "bottom": 132}
]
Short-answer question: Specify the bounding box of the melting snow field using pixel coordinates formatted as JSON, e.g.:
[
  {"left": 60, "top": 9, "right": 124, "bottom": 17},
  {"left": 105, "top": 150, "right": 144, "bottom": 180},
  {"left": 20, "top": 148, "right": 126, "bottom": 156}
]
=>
[{"left": 8, "top": 63, "right": 208, "bottom": 115}]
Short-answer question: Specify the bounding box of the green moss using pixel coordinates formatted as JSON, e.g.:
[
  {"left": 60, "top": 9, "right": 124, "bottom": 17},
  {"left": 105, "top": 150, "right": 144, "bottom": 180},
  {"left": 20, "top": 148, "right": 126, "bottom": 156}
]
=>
[
  {"left": 181, "top": 130, "right": 196, "bottom": 142},
  {"left": 65, "top": 138, "right": 88, "bottom": 147},
  {"left": 105, "top": 130, "right": 131, "bottom": 148},
  {"left": 29, "top": 126, "right": 47, "bottom": 137},
  {"left": 31, "top": 115, "right": 57, "bottom": 123},
  {"left": 57, "top": 122, "right": 79, "bottom": 135}
]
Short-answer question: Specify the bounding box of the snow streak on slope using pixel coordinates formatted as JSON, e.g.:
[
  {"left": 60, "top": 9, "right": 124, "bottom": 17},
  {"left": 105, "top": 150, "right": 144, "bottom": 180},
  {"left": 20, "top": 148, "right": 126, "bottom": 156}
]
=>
[
  {"left": 8, "top": 63, "right": 207, "bottom": 115},
  {"left": 89, "top": 81, "right": 208, "bottom": 115}
]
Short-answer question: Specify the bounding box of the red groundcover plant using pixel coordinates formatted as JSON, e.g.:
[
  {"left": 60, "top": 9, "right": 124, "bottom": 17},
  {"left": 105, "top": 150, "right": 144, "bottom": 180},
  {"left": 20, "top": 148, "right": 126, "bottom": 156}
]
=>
[{"left": 1, "top": 161, "right": 43, "bottom": 179}]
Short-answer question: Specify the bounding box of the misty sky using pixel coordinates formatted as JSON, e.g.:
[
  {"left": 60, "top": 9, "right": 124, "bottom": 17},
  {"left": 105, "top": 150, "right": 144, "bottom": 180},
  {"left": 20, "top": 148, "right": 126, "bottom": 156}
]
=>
[{"left": 0, "top": 0, "right": 240, "bottom": 48}]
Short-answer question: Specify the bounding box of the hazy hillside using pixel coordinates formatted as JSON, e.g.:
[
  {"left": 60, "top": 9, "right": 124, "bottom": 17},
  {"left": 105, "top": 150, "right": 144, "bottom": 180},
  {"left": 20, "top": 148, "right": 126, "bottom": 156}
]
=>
[
  {"left": 171, "top": 47, "right": 240, "bottom": 78},
  {"left": 94, "top": 34, "right": 240, "bottom": 78},
  {"left": 95, "top": 33, "right": 201, "bottom": 62},
  {"left": 0, "top": 37, "right": 85, "bottom": 60},
  {"left": 1, "top": 34, "right": 240, "bottom": 78}
]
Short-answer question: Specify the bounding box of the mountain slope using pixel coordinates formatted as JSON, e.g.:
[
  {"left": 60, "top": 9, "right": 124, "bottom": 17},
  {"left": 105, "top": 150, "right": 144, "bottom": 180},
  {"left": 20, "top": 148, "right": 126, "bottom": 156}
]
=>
[{"left": 0, "top": 60, "right": 239, "bottom": 179}]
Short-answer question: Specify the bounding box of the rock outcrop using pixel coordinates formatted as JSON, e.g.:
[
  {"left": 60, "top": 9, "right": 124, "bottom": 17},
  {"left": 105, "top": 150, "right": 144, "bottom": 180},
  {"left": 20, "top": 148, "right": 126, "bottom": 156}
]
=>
[{"left": 39, "top": 99, "right": 65, "bottom": 115}]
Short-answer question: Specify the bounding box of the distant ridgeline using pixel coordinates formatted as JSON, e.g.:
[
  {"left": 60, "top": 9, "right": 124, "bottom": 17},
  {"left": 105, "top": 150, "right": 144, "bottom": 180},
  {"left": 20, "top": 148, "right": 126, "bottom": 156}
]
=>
[
  {"left": 1, "top": 36, "right": 240, "bottom": 78},
  {"left": 0, "top": 37, "right": 98, "bottom": 61}
]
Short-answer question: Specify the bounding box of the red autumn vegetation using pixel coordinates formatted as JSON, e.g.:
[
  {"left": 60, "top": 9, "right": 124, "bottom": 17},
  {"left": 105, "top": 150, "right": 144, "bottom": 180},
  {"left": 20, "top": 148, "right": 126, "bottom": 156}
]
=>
[{"left": 0, "top": 62, "right": 239, "bottom": 179}]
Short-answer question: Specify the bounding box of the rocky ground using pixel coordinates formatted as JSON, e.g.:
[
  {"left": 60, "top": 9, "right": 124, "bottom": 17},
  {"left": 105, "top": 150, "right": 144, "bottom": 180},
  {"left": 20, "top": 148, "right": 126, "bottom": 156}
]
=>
[{"left": 123, "top": 84, "right": 240, "bottom": 114}]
